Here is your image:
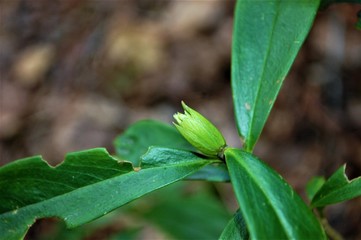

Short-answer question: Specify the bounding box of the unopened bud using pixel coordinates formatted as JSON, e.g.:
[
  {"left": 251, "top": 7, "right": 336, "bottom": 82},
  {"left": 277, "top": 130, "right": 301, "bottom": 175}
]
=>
[{"left": 173, "top": 101, "right": 227, "bottom": 158}]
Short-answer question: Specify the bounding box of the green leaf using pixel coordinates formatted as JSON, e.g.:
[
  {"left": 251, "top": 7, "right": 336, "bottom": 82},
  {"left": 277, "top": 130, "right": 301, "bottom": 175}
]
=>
[
  {"left": 113, "top": 120, "right": 230, "bottom": 182},
  {"left": 232, "top": 0, "right": 320, "bottom": 151},
  {"left": 225, "top": 148, "right": 326, "bottom": 239},
  {"left": 186, "top": 164, "right": 230, "bottom": 182},
  {"left": 0, "top": 147, "right": 214, "bottom": 240},
  {"left": 306, "top": 176, "right": 326, "bottom": 202},
  {"left": 219, "top": 209, "right": 249, "bottom": 240},
  {"left": 37, "top": 209, "right": 139, "bottom": 240},
  {"left": 113, "top": 120, "right": 195, "bottom": 166},
  {"left": 136, "top": 183, "right": 231, "bottom": 240},
  {"left": 311, "top": 165, "right": 361, "bottom": 207}
]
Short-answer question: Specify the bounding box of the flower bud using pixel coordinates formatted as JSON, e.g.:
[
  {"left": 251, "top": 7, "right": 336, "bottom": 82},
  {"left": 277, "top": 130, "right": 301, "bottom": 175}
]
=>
[{"left": 173, "top": 101, "right": 227, "bottom": 158}]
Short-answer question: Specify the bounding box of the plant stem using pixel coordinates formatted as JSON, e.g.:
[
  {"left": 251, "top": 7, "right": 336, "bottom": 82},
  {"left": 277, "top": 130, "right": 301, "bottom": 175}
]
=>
[
  {"left": 320, "top": 216, "right": 344, "bottom": 240},
  {"left": 315, "top": 208, "right": 344, "bottom": 240}
]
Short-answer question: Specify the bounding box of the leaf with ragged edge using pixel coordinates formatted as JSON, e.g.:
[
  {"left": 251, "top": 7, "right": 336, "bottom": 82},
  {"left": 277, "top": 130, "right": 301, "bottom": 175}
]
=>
[
  {"left": 311, "top": 165, "right": 361, "bottom": 207},
  {"left": 232, "top": 0, "right": 320, "bottom": 151},
  {"left": 219, "top": 209, "right": 249, "bottom": 240},
  {"left": 114, "top": 120, "right": 230, "bottom": 182},
  {"left": 225, "top": 148, "right": 326, "bottom": 239},
  {"left": 0, "top": 147, "right": 216, "bottom": 240}
]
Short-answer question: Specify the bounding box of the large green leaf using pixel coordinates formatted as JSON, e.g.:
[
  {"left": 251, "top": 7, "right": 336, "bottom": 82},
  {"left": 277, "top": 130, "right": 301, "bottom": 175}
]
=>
[
  {"left": 114, "top": 120, "right": 230, "bottom": 182},
  {"left": 225, "top": 148, "right": 326, "bottom": 239},
  {"left": 219, "top": 209, "right": 249, "bottom": 240},
  {"left": 131, "top": 181, "right": 230, "bottom": 240},
  {"left": 311, "top": 165, "right": 361, "bottom": 207},
  {"left": 232, "top": 0, "right": 320, "bottom": 151},
  {"left": 143, "top": 193, "right": 229, "bottom": 240},
  {"left": 0, "top": 147, "right": 215, "bottom": 240}
]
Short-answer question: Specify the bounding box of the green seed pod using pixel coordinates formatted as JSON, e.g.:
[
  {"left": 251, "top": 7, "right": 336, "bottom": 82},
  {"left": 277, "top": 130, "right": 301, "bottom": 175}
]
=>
[{"left": 173, "top": 101, "right": 227, "bottom": 158}]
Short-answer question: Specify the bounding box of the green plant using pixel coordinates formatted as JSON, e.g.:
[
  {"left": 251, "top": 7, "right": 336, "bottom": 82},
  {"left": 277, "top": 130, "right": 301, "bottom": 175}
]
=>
[{"left": 1, "top": 0, "right": 360, "bottom": 239}]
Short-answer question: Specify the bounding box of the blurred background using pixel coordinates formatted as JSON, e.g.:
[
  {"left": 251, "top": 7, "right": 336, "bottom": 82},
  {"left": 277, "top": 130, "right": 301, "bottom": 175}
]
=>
[{"left": 0, "top": 0, "right": 360, "bottom": 239}]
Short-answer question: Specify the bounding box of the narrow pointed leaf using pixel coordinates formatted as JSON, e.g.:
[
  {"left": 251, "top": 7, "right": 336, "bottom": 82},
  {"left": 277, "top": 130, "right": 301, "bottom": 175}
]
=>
[
  {"left": 232, "top": 0, "right": 320, "bottom": 151},
  {"left": 0, "top": 148, "right": 214, "bottom": 240},
  {"left": 113, "top": 120, "right": 230, "bottom": 182},
  {"left": 219, "top": 209, "right": 249, "bottom": 240},
  {"left": 225, "top": 148, "right": 326, "bottom": 239},
  {"left": 311, "top": 165, "right": 361, "bottom": 207}
]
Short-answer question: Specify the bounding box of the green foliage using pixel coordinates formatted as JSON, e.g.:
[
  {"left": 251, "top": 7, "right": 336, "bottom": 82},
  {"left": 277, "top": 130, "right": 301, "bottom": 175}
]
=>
[
  {"left": 134, "top": 182, "right": 231, "bottom": 240},
  {"left": 185, "top": 163, "right": 230, "bottom": 182},
  {"left": 1, "top": 0, "right": 361, "bottom": 239},
  {"left": 232, "top": 0, "right": 320, "bottom": 151},
  {"left": 0, "top": 148, "right": 215, "bottom": 239},
  {"left": 114, "top": 120, "right": 230, "bottom": 182},
  {"left": 33, "top": 181, "right": 230, "bottom": 240},
  {"left": 113, "top": 120, "right": 195, "bottom": 167},
  {"left": 219, "top": 210, "right": 249, "bottom": 240},
  {"left": 33, "top": 210, "right": 141, "bottom": 240},
  {"left": 306, "top": 176, "right": 326, "bottom": 201},
  {"left": 311, "top": 165, "right": 361, "bottom": 207},
  {"left": 225, "top": 148, "right": 326, "bottom": 239}
]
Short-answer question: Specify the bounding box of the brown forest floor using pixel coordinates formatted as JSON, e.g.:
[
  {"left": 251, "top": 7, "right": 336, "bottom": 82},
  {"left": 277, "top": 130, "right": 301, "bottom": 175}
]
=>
[{"left": 1, "top": 1, "right": 360, "bottom": 239}]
